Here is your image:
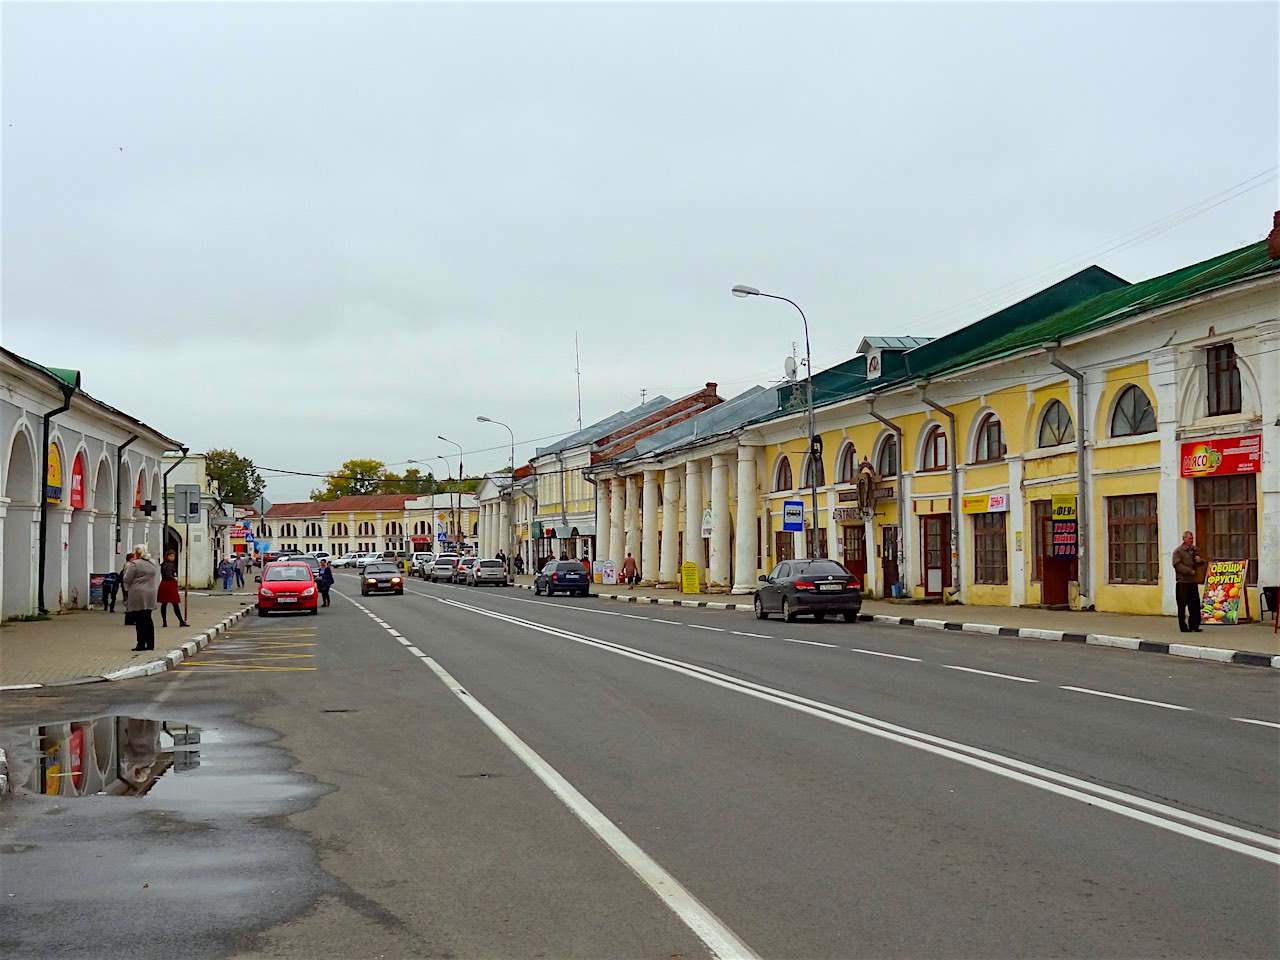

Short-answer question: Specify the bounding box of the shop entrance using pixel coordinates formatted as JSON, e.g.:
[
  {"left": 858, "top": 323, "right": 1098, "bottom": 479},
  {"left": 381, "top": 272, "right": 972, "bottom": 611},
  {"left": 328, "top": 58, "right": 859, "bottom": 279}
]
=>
[
  {"left": 881, "top": 525, "right": 900, "bottom": 594},
  {"left": 1194, "top": 474, "right": 1258, "bottom": 586},
  {"left": 841, "top": 525, "right": 866, "bottom": 586},
  {"left": 921, "top": 514, "right": 951, "bottom": 597}
]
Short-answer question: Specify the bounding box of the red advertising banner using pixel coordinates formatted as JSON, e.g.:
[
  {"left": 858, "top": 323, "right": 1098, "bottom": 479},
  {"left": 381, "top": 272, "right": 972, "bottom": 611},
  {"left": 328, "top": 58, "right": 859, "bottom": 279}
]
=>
[
  {"left": 1180, "top": 434, "right": 1262, "bottom": 478},
  {"left": 70, "top": 455, "right": 86, "bottom": 509}
]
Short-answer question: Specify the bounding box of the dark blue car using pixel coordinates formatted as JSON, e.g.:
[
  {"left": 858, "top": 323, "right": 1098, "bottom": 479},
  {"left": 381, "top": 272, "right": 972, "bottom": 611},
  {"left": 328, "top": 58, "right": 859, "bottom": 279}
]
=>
[{"left": 534, "top": 560, "right": 591, "bottom": 597}]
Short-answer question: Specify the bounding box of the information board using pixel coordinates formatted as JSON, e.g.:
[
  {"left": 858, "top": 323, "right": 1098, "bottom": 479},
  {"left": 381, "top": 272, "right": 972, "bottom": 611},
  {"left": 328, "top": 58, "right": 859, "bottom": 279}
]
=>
[{"left": 1200, "top": 559, "right": 1249, "bottom": 626}]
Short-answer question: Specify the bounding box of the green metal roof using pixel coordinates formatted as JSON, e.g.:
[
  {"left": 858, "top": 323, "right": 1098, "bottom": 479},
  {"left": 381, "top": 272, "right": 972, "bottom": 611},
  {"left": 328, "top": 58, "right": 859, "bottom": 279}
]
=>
[{"left": 762, "top": 239, "right": 1277, "bottom": 423}]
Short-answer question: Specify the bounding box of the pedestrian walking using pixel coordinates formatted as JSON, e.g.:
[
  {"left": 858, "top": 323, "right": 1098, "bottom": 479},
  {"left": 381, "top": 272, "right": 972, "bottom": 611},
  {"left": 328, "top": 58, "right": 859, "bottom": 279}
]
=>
[
  {"left": 123, "top": 546, "right": 160, "bottom": 652},
  {"left": 102, "top": 570, "right": 121, "bottom": 612},
  {"left": 621, "top": 551, "right": 639, "bottom": 589},
  {"left": 234, "top": 553, "right": 246, "bottom": 588},
  {"left": 514, "top": 554, "right": 524, "bottom": 576},
  {"left": 158, "top": 549, "right": 188, "bottom": 628},
  {"left": 1172, "top": 530, "right": 1206, "bottom": 632},
  {"left": 317, "top": 558, "right": 334, "bottom": 607},
  {"left": 218, "top": 558, "right": 235, "bottom": 591}
]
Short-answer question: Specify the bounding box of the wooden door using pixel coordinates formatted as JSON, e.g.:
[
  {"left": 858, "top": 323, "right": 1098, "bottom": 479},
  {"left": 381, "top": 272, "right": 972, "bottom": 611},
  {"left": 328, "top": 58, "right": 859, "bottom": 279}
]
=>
[
  {"left": 842, "top": 525, "right": 867, "bottom": 585},
  {"left": 881, "top": 525, "right": 900, "bottom": 593},
  {"left": 922, "top": 515, "right": 951, "bottom": 596}
]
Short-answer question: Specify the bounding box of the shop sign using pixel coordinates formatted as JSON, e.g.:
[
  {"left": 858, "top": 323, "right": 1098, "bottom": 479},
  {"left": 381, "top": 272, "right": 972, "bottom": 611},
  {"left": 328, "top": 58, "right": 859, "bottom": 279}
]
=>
[
  {"left": 1052, "top": 518, "right": 1078, "bottom": 559},
  {"left": 700, "top": 508, "right": 714, "bottom": 539},
  {"left": 782, "top": 500, "right": 804, "bottom": 532},
  {"left": 961, "top": 493, "right": 1008, "bottom": 514},
  {"left": 680, "top": 561, "right": 700, "bottom": 594},
  {"left": 1180, "top": 434, "right": 1262, "bottom": 478},
  {"left": 229, "top": 527, "right": 246, "bottom": 539},
  {"left": 46, "top": 444, "right": 63, "bottom": 504},
  {"left": 1051, "top": 494, "right": 1077, "bottom": 520},
  {"left": 1200, "top": 559, "right": 1249, "bottom": 625},
  {"left": 838, "top": 490, "right": 859, "bottom": 503},
  {"left": 70, "top": 455, "right": 85, "bottom": 509},
  {"left": 833, "top": 507, "right": 861, "bottom": 522}
]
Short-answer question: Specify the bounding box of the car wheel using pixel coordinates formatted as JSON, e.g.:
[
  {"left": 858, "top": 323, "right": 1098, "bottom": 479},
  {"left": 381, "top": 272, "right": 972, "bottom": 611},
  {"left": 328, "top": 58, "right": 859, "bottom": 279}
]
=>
[
  {"left": 361, "top": 589, "right": 368, "bottom": 596},
  {"left": 579, "top": 589, "right": 589, "bottom": 597},
  {"left": 256, "top": 606, "right": 266, "bottom": 617},
  {"left": 813, "top": 613, "right": 826, "bottom": 622},
  {"left": 782, "top": 598, "right": 797, "bottom": 623},
  {"left": 310, "top": 606, "right": 319, "bottom": 616},
  {"left": 754, "top": 595, "right": 768, "bottom": 620},
  {"left": 534, "top": 582, "right": 541, "bottom": 595},
  {"left": 843, "top": 611, "right": 858, "bottom": 623},
  {"left": 396, "top": 589, "right": 403, "bottom": 595}
]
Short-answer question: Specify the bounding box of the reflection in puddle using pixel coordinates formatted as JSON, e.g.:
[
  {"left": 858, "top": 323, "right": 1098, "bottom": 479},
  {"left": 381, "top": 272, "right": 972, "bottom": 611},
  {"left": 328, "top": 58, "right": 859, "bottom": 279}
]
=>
[{"left": 9, "top": 715, "right": 202, "bottom": 798}]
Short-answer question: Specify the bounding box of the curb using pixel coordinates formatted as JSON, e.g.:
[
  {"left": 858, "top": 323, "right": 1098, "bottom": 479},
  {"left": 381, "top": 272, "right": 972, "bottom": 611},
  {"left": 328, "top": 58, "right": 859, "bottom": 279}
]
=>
[
  {"left": 517, "top": 583, "right": 1279, "bottom": 669},
  {"left": 0, "top": 605, "right": 255, "bottom": 691}
]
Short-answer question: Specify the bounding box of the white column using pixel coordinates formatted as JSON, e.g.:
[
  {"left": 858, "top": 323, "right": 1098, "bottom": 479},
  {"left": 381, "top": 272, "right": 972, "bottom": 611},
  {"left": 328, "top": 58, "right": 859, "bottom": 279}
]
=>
[
  {"left": 1150, "top": 347, "right": 1180, "bottom": 615},
  {"left": 684, "top": 460, "right": 705, "bottom": 571},
  {"left": 45, "top": 507, "right": 73, "bottom": 611},
  {"left": 499, "top": 497, "right": 511, "bottom": 560},
  {"left": 1257, "top": 319, "right": 1280, "bottom": 603},
  {"left": 709, "top": 453, "right": 732, "bottom": 589},
  {"left": 641, "top": 470, "right": 660, "bottom": 583},
  {"left": 659, "top": 468, "right": 681, "bottom": 584},
  {"left": 732, "top": 446, "right": 758, "bottom": 594},
  {"left": 610, "top": 477, "right": 626, "bottom": 570},
  {"left": 863, "top": 521, "right": 878, "bottom": 596},
  {"left": 624, "top": 475, "right": 640, "bottom": 565},
  {"left": 1006, "top": 457, "right": 1026, "bottom": 605},
  {"left": 597, "top": 477, "right": 613, "bottom": 567}
]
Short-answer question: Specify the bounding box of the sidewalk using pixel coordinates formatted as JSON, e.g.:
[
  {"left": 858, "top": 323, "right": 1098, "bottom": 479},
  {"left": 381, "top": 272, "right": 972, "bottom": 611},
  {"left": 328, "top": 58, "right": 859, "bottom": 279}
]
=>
[
  {"left": 0, "top": 587, "right": 256, "bottom": 689},
  {"left": 512, "top": 577, "right": 1280, "bottom": 668}
]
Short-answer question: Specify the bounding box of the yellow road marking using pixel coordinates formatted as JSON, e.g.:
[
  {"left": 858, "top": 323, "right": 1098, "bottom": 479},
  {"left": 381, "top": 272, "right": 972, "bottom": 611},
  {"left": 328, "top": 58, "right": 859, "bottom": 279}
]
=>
[{"left": 181, "top": 664, "right": 317, "bottom": 671}]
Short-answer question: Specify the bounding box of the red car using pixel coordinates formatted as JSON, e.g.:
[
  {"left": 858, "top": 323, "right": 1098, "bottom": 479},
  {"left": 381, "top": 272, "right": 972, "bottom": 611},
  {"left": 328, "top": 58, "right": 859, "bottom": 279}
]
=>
[{"left": 256, "top": 562, "right": 320, "bottom": 616}]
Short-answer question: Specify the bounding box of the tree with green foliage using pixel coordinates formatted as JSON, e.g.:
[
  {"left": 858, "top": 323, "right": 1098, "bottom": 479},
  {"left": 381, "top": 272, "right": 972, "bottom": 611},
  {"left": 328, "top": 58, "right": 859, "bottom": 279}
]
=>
[
  {"left": 206, "top": 448, "right": 266, "bottom": 506},
  {"left": 310, "top": 458, "right": 395, "bottom": 500}
]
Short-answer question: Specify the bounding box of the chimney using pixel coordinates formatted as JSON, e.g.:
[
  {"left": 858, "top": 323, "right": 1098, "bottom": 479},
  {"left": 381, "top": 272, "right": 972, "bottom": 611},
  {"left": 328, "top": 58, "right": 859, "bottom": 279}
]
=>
[
  {"left": 703, "top": 382, "right": 718, "bottom": 398},
  {"left": 1267, "top": 211, "right": 1280, "bottom": 260}
]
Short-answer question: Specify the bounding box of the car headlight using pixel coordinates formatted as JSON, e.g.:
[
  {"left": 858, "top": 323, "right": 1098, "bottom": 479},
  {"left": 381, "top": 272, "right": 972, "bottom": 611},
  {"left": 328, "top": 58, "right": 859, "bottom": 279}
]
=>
[
  {"left": 302, "top": 587, "right": 316, "bottom": 596},
  {"left": 365, "top": 578, "right": 375, "bottom": 584},
  {"left": 391, "top": 577, "right": 402, "bottom": 584},
  {"left": 259, "top": 588, "right": 274, "bottom": 598}
]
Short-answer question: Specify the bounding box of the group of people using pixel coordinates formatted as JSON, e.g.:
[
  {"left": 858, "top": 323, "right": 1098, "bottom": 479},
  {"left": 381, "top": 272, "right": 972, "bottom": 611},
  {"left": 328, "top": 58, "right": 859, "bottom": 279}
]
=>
[
  {"left": 105, "top": 545, "right": 188, "bottom": 652},
  {"left": 215, "top": 554, "right": 249, "bottom": 590}
]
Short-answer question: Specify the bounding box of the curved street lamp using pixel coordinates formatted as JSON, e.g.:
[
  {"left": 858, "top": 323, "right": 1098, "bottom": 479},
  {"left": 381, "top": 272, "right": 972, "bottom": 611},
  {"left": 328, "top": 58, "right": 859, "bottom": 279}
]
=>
[
  {"left": 438, "top": 435, "right": 464, "bottom": 551},
  {"left": 732, "top": 284, "right": 821, "bottom": 557},
  {"left": 478, "top": 415, "right": 516, "bottom": 568}
]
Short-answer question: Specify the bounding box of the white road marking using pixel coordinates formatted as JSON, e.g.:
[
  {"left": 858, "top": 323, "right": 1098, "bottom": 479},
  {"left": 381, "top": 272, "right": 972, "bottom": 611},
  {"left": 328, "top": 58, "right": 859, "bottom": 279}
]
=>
[
  {"left": 406, "top": 647, "right": 427, "bottom": 658},
  {"left": 653, "top": 619, "right": 682, "bottom": 625},
  {"left": 147, "top": 669, "right": 193, "bottom": 711},
  {"left": 622, "top": 614, "right": 649, "bottom": 620},
  {"left": 1060, "top": 686, "right": 1191, "bottom": 711},
  {"left": 387, "top": 629, "right": 402, "bottom": 637},
  {"left": 435, "top": 597, "right": 1280, "bottom": 865},
  {"left": 780, "top": 637, "right": 837, "bottom": 648},
  {"left": 731, "top": 631, "right": 772, "bottom": 639},
  {"left": 418, "top": 656, "right": 760, "bottom": 960},
  {"left": 943, "top": 664, "right": 1038, "bottom": 683},
  {"left": 689, "top": 624, "right": 725, "bottom": 632},
  {"left": 1232, "top": 717, "right": 1280, "bottom": 730},
  {"left": 850, "top": 648, "right": 922, "bottom": 662}
]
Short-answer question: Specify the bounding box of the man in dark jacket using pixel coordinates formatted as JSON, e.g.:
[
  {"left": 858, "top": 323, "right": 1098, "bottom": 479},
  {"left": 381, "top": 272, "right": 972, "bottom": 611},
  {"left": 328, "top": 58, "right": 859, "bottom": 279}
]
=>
[
  {"left": 316, "top": 559, "right": 335, "bottom": 607},
  {"left": 1171, "top": 530, "right": 1206, "bottom": 633}
]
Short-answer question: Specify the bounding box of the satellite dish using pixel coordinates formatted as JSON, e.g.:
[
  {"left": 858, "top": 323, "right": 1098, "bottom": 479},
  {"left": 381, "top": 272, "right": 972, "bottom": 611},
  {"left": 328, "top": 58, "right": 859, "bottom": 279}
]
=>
[{"left": 784, "top": 356, "right": 798, "bottom": 381}]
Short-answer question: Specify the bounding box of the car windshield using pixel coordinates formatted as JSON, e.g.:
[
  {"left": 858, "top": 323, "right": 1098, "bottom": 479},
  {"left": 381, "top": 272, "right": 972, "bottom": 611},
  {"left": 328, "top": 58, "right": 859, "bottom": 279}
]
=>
[
  {"left": 265, "top": 566, "right": 312, "bottom": 581},
  {"left": 792, "top": 560, "right": 849, "bottom": 577},
  {"left": 365, "top": 564, "right": 397, "bottom": 574}
]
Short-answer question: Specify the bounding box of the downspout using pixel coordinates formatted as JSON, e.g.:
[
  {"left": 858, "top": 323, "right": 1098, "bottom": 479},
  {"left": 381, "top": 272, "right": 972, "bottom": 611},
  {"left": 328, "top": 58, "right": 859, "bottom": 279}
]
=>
[
  {"left": 918, "top": 383, "right": 962, "bottom": 603},
  {"left": 161, "top": 446, "right": 190, "bottom": 551},
  {"left": 37, "top": 382, "right": 77, "bottom": 614},
  {"left": 584, "top": 468, "right": 598, "bottom": 561},
  {"left": 115, "top": 434, "right": 139, "bottom": 555},
  {"left": 867, "top": 398, "right": 908, "bottom": 593},
  {"left": 1047, "top": 346, "right": 1091, "bottom": 604}
]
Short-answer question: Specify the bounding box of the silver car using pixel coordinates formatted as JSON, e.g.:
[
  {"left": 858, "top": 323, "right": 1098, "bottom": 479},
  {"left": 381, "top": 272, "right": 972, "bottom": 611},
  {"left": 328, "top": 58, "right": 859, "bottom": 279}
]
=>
[
  {"left": 467, "top": 559, "right": 509, "bottom": 586},
  {"left": 429, "top": 556, "right": 459, "bottom": 582}
]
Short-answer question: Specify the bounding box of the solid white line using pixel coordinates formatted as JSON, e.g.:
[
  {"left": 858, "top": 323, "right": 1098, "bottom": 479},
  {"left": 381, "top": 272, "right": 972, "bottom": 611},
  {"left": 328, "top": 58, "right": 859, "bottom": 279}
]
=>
[
  {"left": 146, "top": 669, "right": 194, "bottom": 710},
  {"left": 943, "top": 664, "right": 1038, "bottom": 683},
  {"left": 688, "top": 624, "right": 725, "bottom": 632},
  {"left": 1232, "top": 717, "right": 1280, "bottom": 730},
  {"left": 416, "top": 656, "right": 759, "bottom": 960},
  {"left": 780, "top": 637, "right": 837, "bottom": 648},
  {"left": 622, "top": 614, "right": 649, "bottom": 620},
  {"left": 850, "top": 648, "right": 922, "bottom": 662},
  {"left": 731, "top": 632, "right": 772, "bottom": 639},
  {"left": 1060, "top": 686, "right": 1191, "bottom": 711},
  {"left": 434, "top": 597, "right": 1280, "bottom": 863}
]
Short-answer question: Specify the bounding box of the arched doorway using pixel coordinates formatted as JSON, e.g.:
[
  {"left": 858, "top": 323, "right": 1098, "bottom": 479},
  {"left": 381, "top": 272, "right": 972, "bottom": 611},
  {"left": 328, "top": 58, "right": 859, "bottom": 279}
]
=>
[
  {"left": 66, "top": 450, "right": 91, "bottom": 609},
  {"left": 3, "top": 427, "right": 39, "bottom": 618},
  {"left": 92, "top": 457, "right": 115, "bottom": 572}
]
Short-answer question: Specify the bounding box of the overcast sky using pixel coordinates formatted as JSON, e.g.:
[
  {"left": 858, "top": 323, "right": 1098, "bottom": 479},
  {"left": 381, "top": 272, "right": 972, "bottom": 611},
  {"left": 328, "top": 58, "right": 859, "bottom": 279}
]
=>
[{"left": 3, "top": 1, "right": 1276, "bottom": 503}]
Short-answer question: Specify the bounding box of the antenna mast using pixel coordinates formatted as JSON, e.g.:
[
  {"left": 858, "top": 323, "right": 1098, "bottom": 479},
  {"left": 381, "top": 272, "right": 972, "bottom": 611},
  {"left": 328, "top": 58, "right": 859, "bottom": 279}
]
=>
[{"left": 575, "top": 332, "right": 583, "bottom": 431}]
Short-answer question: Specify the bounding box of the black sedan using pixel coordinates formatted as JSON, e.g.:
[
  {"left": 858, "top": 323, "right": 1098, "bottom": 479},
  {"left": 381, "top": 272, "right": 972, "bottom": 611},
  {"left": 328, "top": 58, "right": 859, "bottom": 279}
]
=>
[
  {"left": 754, "top": 558, "right": 862, "bottom": 623},
  {"left": 360, "top": 562, "right": 405, "bottom": 596},
  {"left": 534, "top": 560, "right": 591, "bottom": 597}
]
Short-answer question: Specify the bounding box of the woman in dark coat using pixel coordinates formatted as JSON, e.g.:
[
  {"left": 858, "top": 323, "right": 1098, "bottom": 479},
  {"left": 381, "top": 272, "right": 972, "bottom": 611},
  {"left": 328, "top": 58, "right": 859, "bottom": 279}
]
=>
[
  {"left": 316, "top": 559, "right": 335, "bottom": 607},
  {"left": 123, "top": 546, "right": 161, "bottom": 651},
  {"left": 158, "top": 549, "right": 188, "bottom": 628}
]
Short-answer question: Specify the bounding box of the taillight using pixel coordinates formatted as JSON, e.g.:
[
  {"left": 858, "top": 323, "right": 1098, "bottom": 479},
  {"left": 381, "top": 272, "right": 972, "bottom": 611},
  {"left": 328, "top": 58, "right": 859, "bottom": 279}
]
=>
[
  {"left": 850, "top": 581, "right": 861, "bottom": 590},
  {"left": 551, "top": 572, "right": 559, "bottom": 582},
  {"left": 794, "top": 580, "right": 815, "bottom": 590}
]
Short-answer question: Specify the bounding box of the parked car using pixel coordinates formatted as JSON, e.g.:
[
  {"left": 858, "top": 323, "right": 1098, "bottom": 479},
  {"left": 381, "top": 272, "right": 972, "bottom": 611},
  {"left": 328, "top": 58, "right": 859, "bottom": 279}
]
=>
[
  {"left": 361, "top": 561, "right": 405, "bottom": 596},
  {"left": 256, "top": 562, "right": 319, "bottom": 616},
  {"left": 410, "top": 552, "right": 435, "bottom": 577},
  {"left": 453, "top": 557, "right": 479, "bottom": 583},
  {"left": 305, "top": 551, "right": 332, "bottom": 563},
  {"left": 428, "top": 556, "right": 459, "bottom": 582},
  {"left": 467, "top": 558, "right": 509, "bottom": 586},
  {"left": 534, "top": 560, "right": 590, "bottom": 597},
  {"left": 290, "top": 555, "right": 321, "bottom": 576},
  {"left": 753, "top": 558, "right": 862, "bottom": 623},
  {"left": 354, "top": 553, "right": 381, "bottom": 569},
  {"left": 334, "top": 552, "right": 360, "bottom": 568}
]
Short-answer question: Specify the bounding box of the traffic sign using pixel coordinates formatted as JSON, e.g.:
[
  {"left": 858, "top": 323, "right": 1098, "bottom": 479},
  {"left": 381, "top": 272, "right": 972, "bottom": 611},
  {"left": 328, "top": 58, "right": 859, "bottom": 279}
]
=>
[{"left": 782, "top": 500, "right": 804, "bottom": 532}]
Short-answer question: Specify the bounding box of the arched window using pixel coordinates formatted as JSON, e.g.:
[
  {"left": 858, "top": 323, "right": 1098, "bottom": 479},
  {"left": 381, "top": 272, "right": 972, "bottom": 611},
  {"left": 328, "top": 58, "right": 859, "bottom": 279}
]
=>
[
  {"left": 412, "top": 520, "right": 427, "bottom": 536},
  {"left": 774, "top": 458, "right": 793, "bottom": 492},
  {"left": 256, "top": 523, "right": 269, "bottom": 538},
  {"left": 837, "top": 444, "right": 858, "bottom": 483},
  {"left": 305, "top": 522, "right": 322, "bottom": 538},
  {"left": 921, "top": 425, "right": 948, "bottom": 471},
  {"left": 973, "top": 414, "right": 1006, "bottom": 463},
  {"left": 385, "top": 521, "right": 402, "bottom": 536},
  {"left": 1111, "top": 385, "right": 1156, "bottom": 437},
  {"left": 876, "top": 436, "right": 899, "bottom": 478},
  {"left": 1038, "top": 400, "right": 1075, "bottom": 447},
  {"left": 330, "top": 522, "right": 348, "bottom": 537},
  {"left": 357, "top": 521, "right": 375, "bottom": 536},
  {"left": 802, "top": 452, "right": 825, "bottom": 488},
  {"left": 281, "top": 523, "right": 297, "bottom": 538}
]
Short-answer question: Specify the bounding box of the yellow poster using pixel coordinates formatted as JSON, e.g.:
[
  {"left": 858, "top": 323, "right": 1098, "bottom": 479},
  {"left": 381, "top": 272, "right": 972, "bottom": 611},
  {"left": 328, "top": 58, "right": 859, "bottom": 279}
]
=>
[
  {"left": 1051, "top": 494, "right": 1077, "bottom": 520},
  {"left": 46, "top": 444, "right": 63, "bottom": 504},
  {"left": 680, "top": 561, "right": 700, "bottom": 594}
]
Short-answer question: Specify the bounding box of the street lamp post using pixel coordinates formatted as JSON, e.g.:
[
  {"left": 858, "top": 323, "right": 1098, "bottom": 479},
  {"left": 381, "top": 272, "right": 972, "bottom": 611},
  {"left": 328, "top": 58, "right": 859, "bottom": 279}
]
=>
[
  {"left": 477, "top": 416, "right": 516, "bottom": 571},
  {"left": 732, "top": 284, "right": 821, "bottom": 558},
  {"left": 438, "top": 435, "right": 464, "bottom": 552}
]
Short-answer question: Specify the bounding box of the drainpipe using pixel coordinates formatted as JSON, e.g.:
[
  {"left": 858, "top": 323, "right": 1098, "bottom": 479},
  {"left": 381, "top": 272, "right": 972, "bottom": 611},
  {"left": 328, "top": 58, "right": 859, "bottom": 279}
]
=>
[
  {"left": 584, "top": 470, "right": 597, "bottom": 562},
  {"left": 37, "top": 383, "right": 77, "bottom": 614},
  {"left": 1047, "top": 347, "right": 1090, "bottom": 603},
  {"left": 555, "top": 451, "right": 569, "bottom": 553},
  {"left": 867, "top": 398, "right": 908, "bottom": 593},
  {"left": 918, "top": 384, "right": 962, "bottom": 603},
  {"left": 161, "top": 446, "right": 190, "bottom": 550},
  {"left": 115, "top": 434, "right": 139, "bottom": 555}
]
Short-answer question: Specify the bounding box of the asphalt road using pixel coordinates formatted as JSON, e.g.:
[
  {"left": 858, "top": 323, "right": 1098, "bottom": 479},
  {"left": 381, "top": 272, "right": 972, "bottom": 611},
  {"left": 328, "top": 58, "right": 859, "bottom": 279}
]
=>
[{"left": 1, "top": 572, "right": 1276, "bottom": 960}]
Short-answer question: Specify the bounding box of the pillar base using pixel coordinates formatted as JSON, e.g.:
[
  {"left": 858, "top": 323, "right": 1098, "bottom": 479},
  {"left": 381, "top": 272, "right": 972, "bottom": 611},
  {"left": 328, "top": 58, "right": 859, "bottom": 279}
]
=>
[{"left": 731, "top": 585, "right": 756, "bottom": 595}]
